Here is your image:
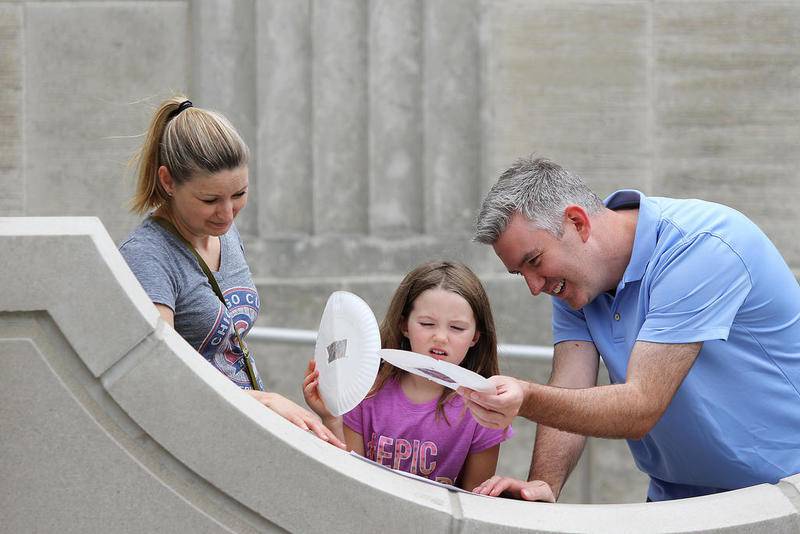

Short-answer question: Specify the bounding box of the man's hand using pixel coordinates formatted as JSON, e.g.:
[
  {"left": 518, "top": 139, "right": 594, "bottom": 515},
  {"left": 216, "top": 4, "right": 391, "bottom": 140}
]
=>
[
  {"left": 472, "top": 476, "right": 556, "bottom": 502},
  {"left": 459, "top": 375, "right": 525, "bottom": 429}
]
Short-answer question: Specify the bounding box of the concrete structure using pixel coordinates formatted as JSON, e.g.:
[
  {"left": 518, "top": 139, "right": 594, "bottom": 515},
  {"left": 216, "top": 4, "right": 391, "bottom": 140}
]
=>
[
  {"left": 2, "top": 217, "right": 799, "bottom": 533},
  {"left": 2, "top": 0, "right": 800, "bottom": 505}
]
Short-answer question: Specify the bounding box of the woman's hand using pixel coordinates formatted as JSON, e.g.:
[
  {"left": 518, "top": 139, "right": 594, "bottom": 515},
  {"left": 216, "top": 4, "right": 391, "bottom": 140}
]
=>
[{"left": 246, "top": 389, "right": 346, "bottom": 449}]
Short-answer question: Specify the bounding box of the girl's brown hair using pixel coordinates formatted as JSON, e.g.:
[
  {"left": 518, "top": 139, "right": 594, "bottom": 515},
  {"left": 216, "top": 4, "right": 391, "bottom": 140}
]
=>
[
  {"left": 129, "top": 95, "right": 249, "bottom": 214},
  {"left": 370, "top": 260, "right": 499, "bottom": 420}
]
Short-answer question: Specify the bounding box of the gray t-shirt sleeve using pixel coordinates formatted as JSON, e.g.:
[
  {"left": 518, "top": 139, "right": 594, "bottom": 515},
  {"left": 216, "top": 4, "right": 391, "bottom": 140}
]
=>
[{"left": 119, "top": 229, "right": 179, "bottom": 311}]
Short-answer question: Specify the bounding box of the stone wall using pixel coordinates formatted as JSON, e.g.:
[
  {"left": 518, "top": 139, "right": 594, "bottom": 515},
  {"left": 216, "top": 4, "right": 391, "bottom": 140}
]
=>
[
  {"left": 2, "top": 217, "right": 799, "bottom": 533},
  {"left": 2, "top": 0, "right": 799, "bottom": 504}
]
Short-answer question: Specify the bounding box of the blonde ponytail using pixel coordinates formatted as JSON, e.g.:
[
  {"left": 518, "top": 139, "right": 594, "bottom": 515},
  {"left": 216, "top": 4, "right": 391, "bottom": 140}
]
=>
[{"left": 129, "top": 96, "right": 249, "bottom": 215}]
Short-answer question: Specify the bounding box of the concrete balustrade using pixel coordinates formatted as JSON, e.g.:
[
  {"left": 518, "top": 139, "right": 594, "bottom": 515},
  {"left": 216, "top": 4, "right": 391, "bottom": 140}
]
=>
[{"left": 1, "top": 216, "right": 798, "bottom": 533}]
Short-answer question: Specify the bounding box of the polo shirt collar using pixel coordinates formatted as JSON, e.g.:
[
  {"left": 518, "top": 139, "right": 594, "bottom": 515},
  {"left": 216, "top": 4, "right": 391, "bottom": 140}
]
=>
[{"left": 604, "top": 189, "right": 658, "bottom": 287}]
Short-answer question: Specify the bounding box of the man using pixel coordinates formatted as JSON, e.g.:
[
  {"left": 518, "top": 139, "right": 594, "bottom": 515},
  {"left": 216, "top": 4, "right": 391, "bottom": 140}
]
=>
[{"left": 462, "top": 156, "right": 800, "bottom": 502}]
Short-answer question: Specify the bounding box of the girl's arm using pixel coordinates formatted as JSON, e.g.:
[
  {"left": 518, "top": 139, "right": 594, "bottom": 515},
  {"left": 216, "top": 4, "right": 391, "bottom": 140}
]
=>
[
  {"left": 302, "top": 359, "right": 345, "bottom": 442},
  {"left": 343, "top": 424, "right": 366, "bottom": 455},
  {"left": 458, "top": 444, "right": 501, "bottom": 492}
]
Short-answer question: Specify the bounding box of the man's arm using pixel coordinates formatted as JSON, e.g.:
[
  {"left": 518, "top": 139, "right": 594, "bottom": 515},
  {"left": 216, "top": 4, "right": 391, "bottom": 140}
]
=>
[
  {"left": 468, "top": 340, "right": 701, "bottom": 500},
  {"left": 471, "top": 340, "right": 598, "bottom": 501},
  {"left": 518, "top": 340, "right": 702, "bottom": 439},
  {"left": 528, "top": 340, "right": 598, "bottom": 500},
  {"left": 465, "top": 340, "right": 702, "bottom": 439}
]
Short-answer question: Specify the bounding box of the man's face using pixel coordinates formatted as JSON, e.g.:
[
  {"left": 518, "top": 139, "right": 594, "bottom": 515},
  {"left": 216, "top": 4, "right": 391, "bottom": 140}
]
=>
[{"left": 492, "top": 211, "right": 598, "bottom": 310}]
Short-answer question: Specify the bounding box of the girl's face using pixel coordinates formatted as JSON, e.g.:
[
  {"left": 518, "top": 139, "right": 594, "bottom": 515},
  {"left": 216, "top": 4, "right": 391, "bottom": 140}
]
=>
[{"left": 402, "top": 288, "right": 480, "bottom": 367}]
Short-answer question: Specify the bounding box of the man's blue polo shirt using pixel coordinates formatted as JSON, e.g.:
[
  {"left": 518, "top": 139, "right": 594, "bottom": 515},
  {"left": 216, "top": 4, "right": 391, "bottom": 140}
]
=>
[{"left": 552, "top": 190, "right": 800, "bottom": 501}]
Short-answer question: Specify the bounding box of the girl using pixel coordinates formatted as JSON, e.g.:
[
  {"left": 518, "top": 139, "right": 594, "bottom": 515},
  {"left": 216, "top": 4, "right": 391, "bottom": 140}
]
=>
[
  {"left": 303, "top": 261, "right": 512, "bottom": 491},
  {"left": 120, "top": 96, "right": 343, "bottom": 447}
]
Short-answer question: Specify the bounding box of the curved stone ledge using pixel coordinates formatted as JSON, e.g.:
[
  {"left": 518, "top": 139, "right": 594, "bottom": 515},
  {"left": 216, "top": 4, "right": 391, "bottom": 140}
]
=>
[{"left": 1, "top": 216, "right": 798, "bottom": 533}]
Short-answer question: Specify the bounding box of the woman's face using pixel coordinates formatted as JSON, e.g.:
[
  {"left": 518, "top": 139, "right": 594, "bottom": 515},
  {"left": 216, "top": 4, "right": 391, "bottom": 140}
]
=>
[{"left": 165, "top": 165, "right": 249, "bottom": 238}]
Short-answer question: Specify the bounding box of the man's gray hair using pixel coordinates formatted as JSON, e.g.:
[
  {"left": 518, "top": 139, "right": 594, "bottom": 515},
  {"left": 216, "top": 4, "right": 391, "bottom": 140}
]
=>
[{"left": 474, "top": 156, "right": 604, "bottom": 244}]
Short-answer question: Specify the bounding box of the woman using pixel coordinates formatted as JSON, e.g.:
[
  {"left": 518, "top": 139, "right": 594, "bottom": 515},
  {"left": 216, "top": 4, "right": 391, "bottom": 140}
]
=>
[{"left": 120, "top": 96, "right": 343, "bottom": 447}]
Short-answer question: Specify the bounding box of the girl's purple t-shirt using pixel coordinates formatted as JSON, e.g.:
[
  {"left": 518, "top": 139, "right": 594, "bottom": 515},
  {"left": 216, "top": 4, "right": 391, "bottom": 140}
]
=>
[{"left": 343, "top": 377, "right": 513, "bottom": 486}]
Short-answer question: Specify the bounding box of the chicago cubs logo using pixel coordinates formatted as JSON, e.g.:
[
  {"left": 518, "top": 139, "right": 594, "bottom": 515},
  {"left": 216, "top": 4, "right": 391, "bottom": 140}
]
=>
[
  {"left": 199, "top": 287, "right": 261, "bottom": 388},
  {"left": 225, "top": 287, "right": 259, "bottom": 338}
]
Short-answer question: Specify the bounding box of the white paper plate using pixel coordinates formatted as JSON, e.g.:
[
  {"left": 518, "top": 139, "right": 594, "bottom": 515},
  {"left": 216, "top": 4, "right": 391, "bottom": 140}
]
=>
[
  {"left": 314, "top": 291, "right": 381, "bottom": 416},
  {"left": 379, "top": 349, "right": 495, "bottom": 393}
]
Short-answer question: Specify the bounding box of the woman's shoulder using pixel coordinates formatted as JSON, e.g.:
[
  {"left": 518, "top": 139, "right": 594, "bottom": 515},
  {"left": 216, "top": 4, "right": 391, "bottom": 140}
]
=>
[
  {"left": 118, "top": 218, "right": 179, "bottom": 271},
  {"left": 119, "top": 217, "right": 168, "bottom": 251}
]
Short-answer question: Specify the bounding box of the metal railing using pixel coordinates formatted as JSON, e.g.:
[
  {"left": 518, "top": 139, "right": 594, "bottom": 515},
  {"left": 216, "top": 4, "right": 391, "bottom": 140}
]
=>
[{"left": 249, "top": 326, "right": 554, "bottom": 362}]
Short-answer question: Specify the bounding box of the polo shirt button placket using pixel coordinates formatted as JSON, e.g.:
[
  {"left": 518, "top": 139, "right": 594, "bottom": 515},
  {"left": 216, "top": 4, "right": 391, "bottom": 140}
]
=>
[{"left": 611, "top": 311, "right": 624, "bottom": 341}]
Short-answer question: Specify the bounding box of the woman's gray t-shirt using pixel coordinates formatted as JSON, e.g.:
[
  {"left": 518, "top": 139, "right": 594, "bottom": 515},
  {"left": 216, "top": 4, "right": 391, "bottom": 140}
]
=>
[{"left": 119, "top": 217, "right": 264, "bottom": 389}]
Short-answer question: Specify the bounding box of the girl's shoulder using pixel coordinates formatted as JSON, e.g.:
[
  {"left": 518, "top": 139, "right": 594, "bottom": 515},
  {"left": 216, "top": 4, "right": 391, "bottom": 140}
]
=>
[
  {"left": 444, "top": 391, "right": 466, "bottom": 408},
  {"left": 367, "top": 375, "right": 403, "bottom": 401}
]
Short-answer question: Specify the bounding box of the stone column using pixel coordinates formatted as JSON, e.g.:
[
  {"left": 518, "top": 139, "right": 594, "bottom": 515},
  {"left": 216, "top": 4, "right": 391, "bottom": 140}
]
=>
[
  {"left": 424, "top": 0, "right": 481, "bottom": 234},
  {"left": 257, "top": 0, "right": 313, "bottom": 237},
  {"left": 191, "top": 0, "right": 258, "bottom": 235},
  {"left": 368, "top": 0, "right": 423, "bottom": 235},
  {"left": 24, "top": 2, "right": 188, "bottom": 240},
  {"left": 0, "top": 4, "right": 23, "bottom": 216},
  {"left": 312, "top": 0, "right": 369, "bottom": 235}
]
